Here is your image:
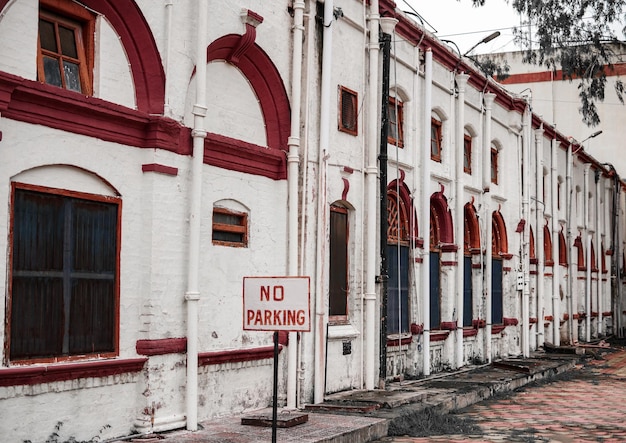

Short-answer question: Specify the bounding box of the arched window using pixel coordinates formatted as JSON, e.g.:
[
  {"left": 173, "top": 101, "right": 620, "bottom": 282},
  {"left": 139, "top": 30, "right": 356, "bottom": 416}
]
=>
[
  {"left": 544, "top": 224, "right": 553, "bottom": 266},
  {"left": 464, "top": 201, "right": 480, "bottom": 254},
  {"left": 492, "top": 210, "right": 509, "bottom": 257},
  {"left": 559, "top": 230, "right": 568, "bottom": 266}
]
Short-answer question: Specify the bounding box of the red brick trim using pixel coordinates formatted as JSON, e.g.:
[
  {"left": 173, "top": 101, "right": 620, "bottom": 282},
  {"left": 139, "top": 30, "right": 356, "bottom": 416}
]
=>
[
  {"left": 410, "top": 323, "right": 424, "bottom": 335},
  {"left": 529, "top": 317, "right": 538, "bottom": 324},
  {"left": 141, "top": 163, "right": 178, "bottom": 176},
  {"left": 440, "top": 321, "right": 457, "bottom": 331},
  {"left": 0, "top": 358, "right": 147, "bottom": 387},
  {"left": 430, "top": 331, "right": 450, "bottom": 342},
  {"left": 136, "top": 338, "right": 187, "bottom": 356},
  {"left": 387, "top": 336, "right": 412, "bottom": 346},
  {"left": 503, "top": 317, "right": 519, "bottom": 326},
  {"left": 463, "top": 327, "right": 478, "bottom": 337},
  {"left": 441, "top": 261, "right": 458, "bottom": 266},
  {"left": 544, "top": 315, "right": 554, "bottom": 321},
  {"left": 503, "top": 267, "right": 512, "bottom": 272},
  {"left": 471, "top": 263, "right": 482, "bottom": 269},
  {"left": 440, "top": 243, "right": 458, "bottom": 253},
  {"left": 199, "top": 346, "right": 281, "bottom": 366},
  {"left": 472, "top": 319, "right": 486, "bottom": 329},
  {"left": 492, "top": 325, "right": 506, "bottom": 334},
  {"left": 603, "top": 311, "right": 613, "bottom": 317}
]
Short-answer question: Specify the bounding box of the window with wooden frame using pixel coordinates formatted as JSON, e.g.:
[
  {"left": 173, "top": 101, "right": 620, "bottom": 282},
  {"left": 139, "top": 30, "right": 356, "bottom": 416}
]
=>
[
  {"left": 329, "top": 205, "right": 349, "bottom": 320},
  {"left": 387, "top": 96, "right": 404, "bottom": 148},
  {"left": 559, "top": 231, "right": 568, "bottom": 266},
  {"left": 9, "top": 183, "right": 120, "bottom": 362},
  {"left": 212, "top": 207, "right": 248, "bottom": 247},
  {"left": 544, "top": 225, "right": 554, "bottom": 266},
  {"left": 491, "top": 147, "right": 499, "bottom": 184},
  {"left": 338, "top": 86, "right": 358, "bottom": 136},
  {"left": 463, "top": 133, "right": 472, "bottom": 174},
  {"left": 430, "top": 117, "right": 442, "bottom": 162},
  {"left": 37, "top": 0, "right": 95, "bottom": 94}
]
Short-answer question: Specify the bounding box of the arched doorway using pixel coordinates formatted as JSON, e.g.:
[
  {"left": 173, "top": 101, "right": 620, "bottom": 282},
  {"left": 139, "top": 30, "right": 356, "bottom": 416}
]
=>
[
  {"left": 387, "top": 189, "right": 411, "bottom": 335},
  {"left": 492, "top": 210, "right": 509, "bottom": 325},
  {"left": 464, "top": 201, "right": 480, "bottom": 327},
  {"left": 430, "top": 190, "right": 454, "bottom": 329}
]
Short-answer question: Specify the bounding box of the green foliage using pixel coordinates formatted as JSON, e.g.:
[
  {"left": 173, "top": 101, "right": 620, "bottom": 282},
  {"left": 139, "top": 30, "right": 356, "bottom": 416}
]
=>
[
  {"left": 23, "top": 421, "right": 111, "bottom": 443},
  {"left": 471, "top": 0, "right": 626, "bottom": 126}
]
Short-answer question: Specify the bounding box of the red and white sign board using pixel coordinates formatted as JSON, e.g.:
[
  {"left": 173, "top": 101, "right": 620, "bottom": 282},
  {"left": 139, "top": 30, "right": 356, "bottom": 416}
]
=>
[{"left": 243, "top": 276, "right": 311, "bottom": 332}]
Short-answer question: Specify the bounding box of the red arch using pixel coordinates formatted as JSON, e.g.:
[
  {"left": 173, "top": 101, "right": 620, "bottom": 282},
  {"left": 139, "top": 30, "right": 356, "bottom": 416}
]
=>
[
  {"left": 207, "top": 35, "right": 290, "bottom": 151},
  {"left": 544, "top": 224, "right": 553, "bottom": 266},
  {"left": 387, "top": 179, "right": 418, "bottom": 243},
  {"left": 464, "top": 201, "right": 480, "bottom": 254},
  {"left": 492, "top": 210, "right": 509, "bottom": 257},
  {"left": 0, "top": 0, "right": 166, "bottom": 114},
  {"left": 431, "top": 191, "right": 454, "bottom": 246}
]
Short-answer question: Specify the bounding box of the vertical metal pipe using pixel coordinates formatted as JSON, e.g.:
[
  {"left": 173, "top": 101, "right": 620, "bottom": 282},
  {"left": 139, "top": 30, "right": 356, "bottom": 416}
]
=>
[
  {"left": 286, "top": 0, "right": 305, "bottom": 410},
  {"left": 455, "top": 73, "right": 469, "bottom": 368},
  {"left": 186, "top": 0, "right": 208, "bottom": 431},
  {"left": 378, "top": 27, "right": 392, "bottom": 387},
  {"left": 483, "top": 93, "right": 495, "bottom": 362},
  {"left": 364, "top": 0, "right": 380, "bottom": 390},
  {"left": 535, "top": 127, "right": 545, "bottom": 348}
]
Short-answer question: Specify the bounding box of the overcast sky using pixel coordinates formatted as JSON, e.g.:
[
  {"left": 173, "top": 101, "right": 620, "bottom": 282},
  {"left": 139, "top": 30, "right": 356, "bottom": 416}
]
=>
[{"left": 401, "top": 0, "right": 523, "bottom": 54}]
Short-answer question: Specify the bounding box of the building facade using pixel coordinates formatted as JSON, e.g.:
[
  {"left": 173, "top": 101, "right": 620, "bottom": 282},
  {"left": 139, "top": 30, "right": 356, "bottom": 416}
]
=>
[{"left": 0, "top": 1, "right": 624, "bottom": 441}]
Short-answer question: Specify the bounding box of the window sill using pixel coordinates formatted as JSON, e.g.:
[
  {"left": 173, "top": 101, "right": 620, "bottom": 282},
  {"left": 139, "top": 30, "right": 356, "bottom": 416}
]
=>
[
  {"left": 327, "top": 323, "right": 360, "bottom": 340},
  {"left": 0, "top": 358, "right": 147, "bottom": 387}
]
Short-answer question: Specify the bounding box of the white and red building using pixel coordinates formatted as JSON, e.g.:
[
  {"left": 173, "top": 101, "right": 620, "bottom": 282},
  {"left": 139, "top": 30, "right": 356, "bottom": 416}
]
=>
[{"left": 0, "top": 1, "right": 624, "bottom": 441}]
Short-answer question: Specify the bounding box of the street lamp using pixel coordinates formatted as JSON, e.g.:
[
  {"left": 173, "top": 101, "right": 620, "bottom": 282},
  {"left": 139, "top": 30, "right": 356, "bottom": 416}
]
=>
[
  {"left": 463, "top": 31, "right": 501, "bottom": 56},
  {"left": 573, "top": 130, "right": 603, "bottom": 154}
]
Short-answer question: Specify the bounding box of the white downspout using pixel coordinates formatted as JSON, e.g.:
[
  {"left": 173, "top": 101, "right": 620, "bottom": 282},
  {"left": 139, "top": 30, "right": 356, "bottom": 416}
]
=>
[
  {"left": 521, "top": 106, "right": 531, "bottom": 358},
  {"left": 364, "top": 0, "right": 380, "bottom": 390},
  {"left": 483, "top": 93, "right": 495, "bottom": 363},
  {"left": 566, "top": 142, "right": 575, "bottom": 344},
  {"left": 584, "top": 164, "right": 592, "bottom": 341},
  {"left": 185, "top": 1, "right": 207, "bottom": 431},
  {"left": 551, "top": 137, "right": 560, "bottom": 346},
  {"left": 596, "top": 173, "right": 603, "bottom": 336},
  {"left": 163, "top": 0, "right": 174, "bottom": 116},
  {"left": 421, "top": 48, "right": 433, "bottom": 376},
  {"left": 455, "top": 73, "right": 469, "bottom": 369},
  {"left": 287, "top": 0, "right": 305, "bottom": 409},
  {"left": 535, "top": 127, "right": 545, "bottom": 349},
  {"left": 314, "top": 0, "right": 333, "bottom": 404}
]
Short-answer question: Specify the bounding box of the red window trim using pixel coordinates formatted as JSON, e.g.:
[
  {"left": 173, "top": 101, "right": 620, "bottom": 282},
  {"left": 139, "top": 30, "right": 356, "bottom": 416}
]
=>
[
  {"left": 7, "top": 182, "right": 121, "bottom": 365},
  {"left": 338, "top": 85, "right": 358, "bottom": 136},
  {"left": 463, "top": 134, "right": 472, "bottom": 174},
  {"left": 387, "top": 96, "right": 404, "bottom": 148},
  {"left": 212, "top": 207, "right": 248, "bottom": 248},
  {"left": 0, "top": 358, "right": 147, "bottom": 387},
  {"left": 431, "top": 117, "right": 442, "bottom": 162}
]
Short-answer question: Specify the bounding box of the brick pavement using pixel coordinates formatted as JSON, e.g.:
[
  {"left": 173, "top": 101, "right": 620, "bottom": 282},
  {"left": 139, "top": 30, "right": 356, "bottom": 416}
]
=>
[{"left": 380, "top": 346, "right": 626, "bottom": 443}]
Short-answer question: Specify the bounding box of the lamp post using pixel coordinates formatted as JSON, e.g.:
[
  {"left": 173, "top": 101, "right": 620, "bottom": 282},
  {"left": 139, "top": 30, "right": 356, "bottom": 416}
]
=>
[{"left": 378, "top": 16, "right": 398, "bottom": 388}]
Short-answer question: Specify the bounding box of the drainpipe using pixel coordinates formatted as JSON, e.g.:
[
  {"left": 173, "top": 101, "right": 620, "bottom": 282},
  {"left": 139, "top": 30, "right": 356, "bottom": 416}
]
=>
[
  {"left": 535, "top": 127, "right": 545, "bottom": 349},
  {"left": 185, "top": 0, "right": 208, "bottom": 431},
  {"left": 313, "top": 0, "right": 333, "bottom": 404},
  {"left": 364, "top": 0, "right": 380, "bottom": 391},
  {"left": 595, "top": 170, "right": 602, "bottom": 336},
  {"left": 584, "top": 164, "right": 592, "bottom": 342},
  {"left": 378, "top": 17, "right": 398, "bottom": 387},
  {"left": 566, "top": 142, "right": 575, "bottom": 344},
  {"left": 551, "top": 137, "right": 560, "bottom": 346},
  {"left": 451, "top": 72, "right": 466, "bottom": 368},
  {"left": 421, "top": 48, "right": 433, "bottom": 376},
  {"left": 286, "top": 0, "right": 305, "bottom": 409},
  {"left": 521, "top": 105, "right": 530, "bottom": 357},
  {"left": 163, "top": 0, "right": 174, "bottom": 116},
  {"left": 483, "top": 92, "right": 495, "bottom": 363}
]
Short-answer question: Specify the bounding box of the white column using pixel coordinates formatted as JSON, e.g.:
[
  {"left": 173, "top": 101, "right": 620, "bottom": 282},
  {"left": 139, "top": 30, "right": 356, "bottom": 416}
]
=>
[
  {"left": 521, "top": 106, "right": 531, "bottom": 357},
  {"left": 364, "top": 0, "right": 380, "bottom": 391},
  {"left": 535, "top": 128, "right": 545, "bottom": 348},
  {"left": 483, "top": 93, "right": 495, "bottom": 362},
  {"left": 551, "top": 137, "right": 561, "bottom": 346},
  {"left": 584, "top": 164, "right": 592, "bottom": 342},
  {"left": 455, "top": 73, "right": 469, "bottom": 369}
]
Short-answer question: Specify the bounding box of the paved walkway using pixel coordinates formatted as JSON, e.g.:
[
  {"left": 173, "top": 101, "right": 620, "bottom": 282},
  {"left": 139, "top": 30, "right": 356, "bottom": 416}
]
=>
[
  {"left": 118, "top": 348, "right": 597, "bottom": 443},
  {"left": 379, "top": 345, "right": 626, "bottom": 442}
]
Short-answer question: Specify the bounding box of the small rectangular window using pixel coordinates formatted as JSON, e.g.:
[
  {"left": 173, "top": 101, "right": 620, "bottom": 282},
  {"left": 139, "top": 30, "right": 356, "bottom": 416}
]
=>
[
  {"left": 463, "top": 134, "right": 472, "bottom": 174},
  {"left": 37, "top": 1, "right": 95, "bottom": 95},
  {"left": 212, "top": 207, "right": 248, "bottom": 247},
  {"left": 387, "top": 97, "right": 404, "bottom": 148},
  {"left": 491, "top": 147, "right": 498, "bottom": 184},
  {"left": 338, "top": 86, "right": 358, "bottom": 136},
  {"left": 431, "top": 118, "right": 442, "bottom": 162}
]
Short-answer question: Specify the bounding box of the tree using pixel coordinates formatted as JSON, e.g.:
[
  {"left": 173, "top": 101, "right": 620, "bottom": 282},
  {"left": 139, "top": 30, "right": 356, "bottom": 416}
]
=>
[{"left": 472, "top": 0, "right": 625, "bottom": 126}]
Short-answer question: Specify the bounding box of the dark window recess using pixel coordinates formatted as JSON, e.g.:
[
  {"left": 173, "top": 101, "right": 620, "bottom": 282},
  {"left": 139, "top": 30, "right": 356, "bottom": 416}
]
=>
[
  {"left": 431, "top": 118, "right": 442, "bottom": 162},
  {"left": 10, "top": 188, "right": 118, "bottom": 360},
  {"left": 338, "top": 86, "right": 358, "bottom": 136},
  {"left": 463, "top": 134, "right": 472, "bottom": 174},
  {"left": 212, "top": 208, "right": 248, "bottom": 247},
  {"left": 387, "top": 97, "right": 404, "bottom": 147},
  {"left": 329, "top": 206, "right": 348, "bottom": 317}
]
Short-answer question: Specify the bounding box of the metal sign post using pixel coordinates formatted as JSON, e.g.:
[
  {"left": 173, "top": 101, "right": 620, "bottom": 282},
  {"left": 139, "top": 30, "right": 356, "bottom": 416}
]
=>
[{"left": 243, "top": 276, "right": 310, "bottom": 442}]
